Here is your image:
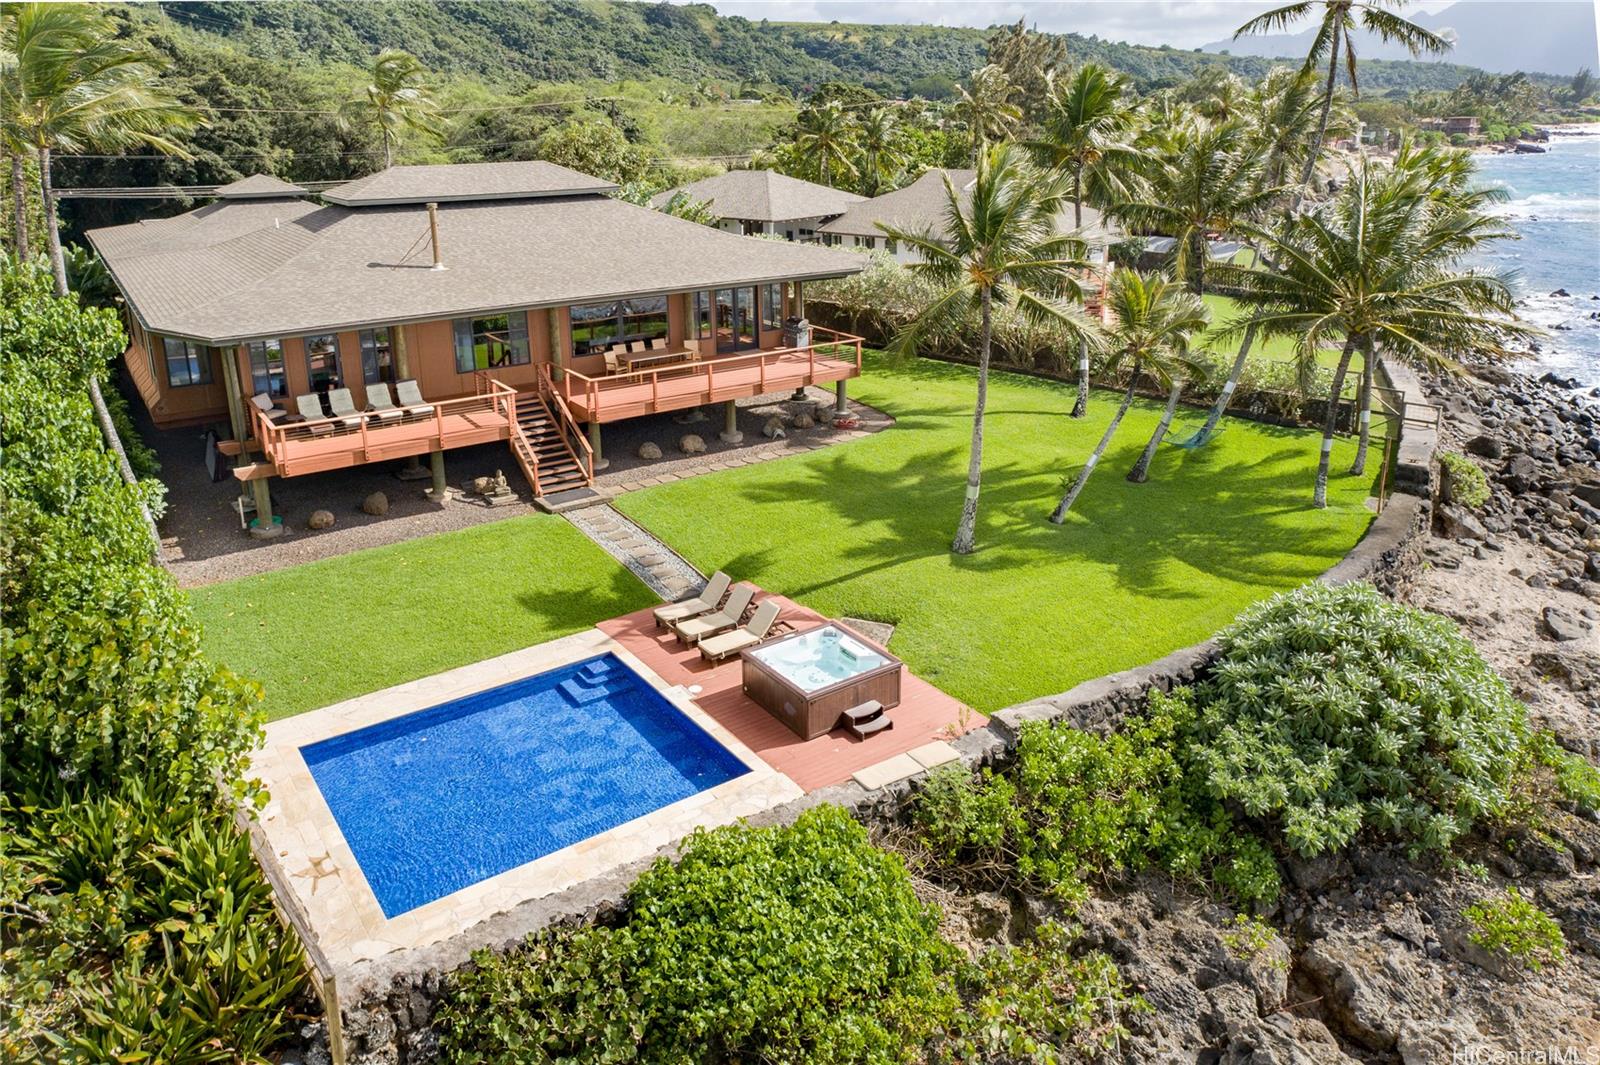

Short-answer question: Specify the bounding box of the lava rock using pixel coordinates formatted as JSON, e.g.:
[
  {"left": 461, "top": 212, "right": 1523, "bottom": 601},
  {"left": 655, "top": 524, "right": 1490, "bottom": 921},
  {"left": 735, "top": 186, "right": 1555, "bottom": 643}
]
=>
[
  {"left": 361, "top": 491, "right": 389, "bottom": 516},
  {"left": 793, "top": 412, "right": 815, "bottom": 429},
  {"left": 307, "top": 509, "right": 335, "bottom": 530},
  {"left": 1465, "top": 434, "right": 1503, "bottom": 459},
  {"left": 637, "top": 441, "right": 662, "bottom": 460},
  {"left": 678, "top": 433, "right": 706, "bottom": 455},
  {"left": 1435, "top": 503, "right": 1490, "bottom": 542},
  {"left": 761, "top": 416, "right": 786, "bottom": 439},
  {"left": 1541, "top": 605, "right": 1588, "bottom": 641}
]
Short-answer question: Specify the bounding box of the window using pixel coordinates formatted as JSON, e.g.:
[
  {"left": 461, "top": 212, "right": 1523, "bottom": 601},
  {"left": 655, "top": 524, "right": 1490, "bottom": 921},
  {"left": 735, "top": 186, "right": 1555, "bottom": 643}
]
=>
[
  {"left": 568, "top": 298, "right": 667, "bottom": 356},
  {"left": 360, "top": 328, "right": 394, "bottom": 386},
  {"left": 693, "top": 291, "right": 712, "bottom": 339},
  {"left": 246, "top": 339, "right": 286, "bottom": 397},
  {"left": 304, "top": 334, "right": 342, "bottom": 391},
  {"left": 761, "top": 283, "right": 783, "bottom": 331},
  {"left": 886, "top": 238, "right": 898, "bottom": 255},
  {"left": 452, "top": 312, "right": 529, "bottom": 372},
  {"left": 161, "top": 337, "right": 213, "bottom": 387}
]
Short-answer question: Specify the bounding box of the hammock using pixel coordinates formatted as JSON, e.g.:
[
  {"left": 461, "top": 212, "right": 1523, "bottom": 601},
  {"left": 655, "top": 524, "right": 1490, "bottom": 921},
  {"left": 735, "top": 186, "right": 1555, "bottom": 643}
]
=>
[{"left": 1167, "top": 422, "right": 1226, "bottom": 450}]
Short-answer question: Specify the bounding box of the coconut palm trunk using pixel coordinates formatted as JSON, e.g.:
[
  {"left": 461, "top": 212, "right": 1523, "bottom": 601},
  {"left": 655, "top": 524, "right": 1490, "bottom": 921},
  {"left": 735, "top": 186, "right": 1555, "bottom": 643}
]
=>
[
  {"left": 1199, "top": 319, "right": 1259, "bottom": 437},
  {"left": 1295, "top": 34, "right": 1342, "bottom": 209},
  {"left": 952, "top": 288, "right": 993, "bottom": 554},
  {"left": 1349, "top": 339, "right": 1376, "bottom": 475},
  {"left": 1051, "top": 364, "right": 1139, "bottom": 523},
  {"left": 38, "top": 144, "right": 162, "bottom": 558},
  {"left": 11, "top": 154, "right": 29, "bottom": 258},
  {"left": 1128, "top": 378, "right": 1183, "bottom": 483},
  {"left": 1314, "top": 336, "right": 1359, "bottom": 508},
  {"left": 1071, "top": 185, "right": 1090, "bottom": 418}
]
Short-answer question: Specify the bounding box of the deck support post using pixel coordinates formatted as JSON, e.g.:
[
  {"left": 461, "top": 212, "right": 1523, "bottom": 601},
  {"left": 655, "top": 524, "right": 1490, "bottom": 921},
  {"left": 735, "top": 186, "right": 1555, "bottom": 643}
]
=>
[
  {"left": 719, "top": 399, "right": 743, "bottom": 444},
  {"left": 834, "top": 380, "right": 848, "bottom": 415},
  {"left": 425, "top": 448, "right": 453, "bottom": 502},
  {"left": 788, "top": 281, "right": 809, "bottom": 401},
  {"left": 391, "top": 327, "right": 428, "bottom": 480},
  {"left": 588, "top": 420, "right": 609, "bottom": 470},
  {"left": 223, "top": 346, "right": 255, "bottom": 511},
  {"left": 248, "top": 477, "right": 282, "bottom": 539}
]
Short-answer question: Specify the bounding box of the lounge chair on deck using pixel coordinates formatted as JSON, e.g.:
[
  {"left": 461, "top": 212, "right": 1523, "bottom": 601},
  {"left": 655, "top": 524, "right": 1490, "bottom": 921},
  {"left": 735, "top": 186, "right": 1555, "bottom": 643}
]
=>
[
  {"left": 326, "top": 388, "right": 364, "bottom": 428},
  {"left": 603, "top": 350, "right": 624, "bottom": 375},
  {"left": 250, "top": 392, "right": 288, "bottom": 424},
  {"left": 365, "top": 382, "right": 404, "bottom": 422},
  {"left": 698, "top": 600, "right": 781, "bottom": 663},
  {"left": 395, "top": 379, "right": 435, "bottom": 417},
  {"left": 294, "top": 394, "right": 333, "bottom": 435},
  {"left": 652, "top": 571, "right": 731, "bottom": 629},
  {"left": 672, "top": 584, "right": 754, "bottom": 645}
]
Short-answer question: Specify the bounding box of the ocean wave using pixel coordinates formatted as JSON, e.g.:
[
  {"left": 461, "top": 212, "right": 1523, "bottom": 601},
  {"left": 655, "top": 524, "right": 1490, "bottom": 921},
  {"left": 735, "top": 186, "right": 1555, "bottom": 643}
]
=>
[{"left": 1490, "top": 192, "right": 1600, "bottom": 223}]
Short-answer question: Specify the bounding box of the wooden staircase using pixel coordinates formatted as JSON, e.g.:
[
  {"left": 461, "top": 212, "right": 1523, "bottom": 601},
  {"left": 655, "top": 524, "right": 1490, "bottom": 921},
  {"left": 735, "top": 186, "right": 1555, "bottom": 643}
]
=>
[{"left": 510, "top": 392, "right": 591, "bottom": 499}]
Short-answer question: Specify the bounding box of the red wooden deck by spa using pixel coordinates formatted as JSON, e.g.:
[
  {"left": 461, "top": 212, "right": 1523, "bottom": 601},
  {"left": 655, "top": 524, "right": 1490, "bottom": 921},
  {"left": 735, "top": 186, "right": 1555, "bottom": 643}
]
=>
[{"left": 599, "top": 596, "right": 981, "bottom": 793}]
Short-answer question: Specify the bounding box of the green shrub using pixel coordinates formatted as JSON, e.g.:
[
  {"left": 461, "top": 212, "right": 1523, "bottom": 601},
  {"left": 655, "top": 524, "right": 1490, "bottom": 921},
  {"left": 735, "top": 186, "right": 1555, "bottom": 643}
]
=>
[
  {"left": 439, "top": 805, "right": 961, "bottom": 1064},
  {"left": 1189, "top": 582, "right": 1582, "bottom": 858},
  {"left": 911, "top": 696, "right": 1279, "bottom": 907},
  {"left": 1464, "top": 888, "right": 1566, "bottom": 971},
  {"left": 1439, "top": 451, "right": 1489, "bottom": 509}
]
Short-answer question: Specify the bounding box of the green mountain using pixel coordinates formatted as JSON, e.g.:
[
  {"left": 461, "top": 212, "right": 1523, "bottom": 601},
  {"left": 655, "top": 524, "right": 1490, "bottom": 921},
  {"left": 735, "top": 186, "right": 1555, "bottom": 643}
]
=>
[{"left": 154, "top": 0, "right": 1497, "bottom": 97}]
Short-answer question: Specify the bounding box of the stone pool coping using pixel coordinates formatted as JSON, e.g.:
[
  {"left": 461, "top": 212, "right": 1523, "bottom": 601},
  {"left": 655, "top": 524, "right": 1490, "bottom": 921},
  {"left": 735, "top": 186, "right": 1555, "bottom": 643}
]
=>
[{"left": 247, "top": 627, "right": 802, "bottom": 975}]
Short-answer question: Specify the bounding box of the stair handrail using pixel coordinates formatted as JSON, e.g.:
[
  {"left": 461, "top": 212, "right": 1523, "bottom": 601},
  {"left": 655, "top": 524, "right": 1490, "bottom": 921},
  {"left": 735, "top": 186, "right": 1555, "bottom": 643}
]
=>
[
  {"left": 509, "top": 416, "right": 541, "bottom": 495},
  {"left": 538, "top": 363, "right": 595, "bottom": 484}
]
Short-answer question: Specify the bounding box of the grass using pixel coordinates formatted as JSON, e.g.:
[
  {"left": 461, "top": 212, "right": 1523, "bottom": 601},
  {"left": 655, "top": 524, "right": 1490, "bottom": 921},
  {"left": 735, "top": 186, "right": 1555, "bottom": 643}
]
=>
[
  {"left": 1201, "top": 293, "right": 1365, "bottom": 374},
  {"left": 188, "top": 515, "right": 655, "bottom": 720},
  {"left": 615, "top": 351, "right": 1376, "bottom": 714}
]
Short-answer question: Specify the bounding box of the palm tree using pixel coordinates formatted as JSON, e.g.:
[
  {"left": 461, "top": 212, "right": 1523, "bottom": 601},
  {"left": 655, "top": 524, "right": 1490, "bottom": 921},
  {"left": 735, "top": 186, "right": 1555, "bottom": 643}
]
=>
[
  {"left": 792, "top": 101, "right": 859, "bottom": 188},
  {"left": 854, "top": 107, "right": 907, "bottom": 197},
  {"left": 3, "top": 2, "right": 200, "bottom": 558},
  {"left": 340, "top": 49, "right": 441, "bottom": 169},
  {"left": 879, "top": 144, "right": 1098, "bottom": 554},
  {"left": 1214, "top": 157, "right": 1534, "bottom": 508},
  {"left": 955, "top": 65, "right": 1022, "bottom": 160},
  {"left": 1050, "top": 271, "right": 1209, "bottom": 521},
  {"left": 1234, "top": 1, "right": 1449, "bottom": 198},
  {"left": 1028, "top": 64, "right": 1144, "bottom": 417}
]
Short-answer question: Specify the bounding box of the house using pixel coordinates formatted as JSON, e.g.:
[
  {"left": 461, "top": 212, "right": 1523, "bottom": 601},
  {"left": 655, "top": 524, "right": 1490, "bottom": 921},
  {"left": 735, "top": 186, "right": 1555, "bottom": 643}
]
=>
[
  {"left": 816, "top": 168, "right": 1120, "bottom": 266},
  {"left": 88, "top": 161, "right": 867, "bottom": 534},
  {"left": 1418, "top": 116, "right": 1482, "bottom": 137},
  {"left": 648, "top": 169, "right": 864, "bottom": 241}
]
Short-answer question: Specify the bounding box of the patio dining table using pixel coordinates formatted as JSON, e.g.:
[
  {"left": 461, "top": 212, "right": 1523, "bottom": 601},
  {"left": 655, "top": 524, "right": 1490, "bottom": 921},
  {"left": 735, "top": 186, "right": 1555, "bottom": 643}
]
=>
[{"left": 625, "top": 348, "right": 696, "bottom": 372}]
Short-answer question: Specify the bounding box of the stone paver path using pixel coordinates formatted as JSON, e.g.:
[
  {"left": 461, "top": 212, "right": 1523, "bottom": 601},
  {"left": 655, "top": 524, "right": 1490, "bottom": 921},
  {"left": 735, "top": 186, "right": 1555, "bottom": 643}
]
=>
[{"left": 564, "top": 505, "right": 704, "bottom": 602}]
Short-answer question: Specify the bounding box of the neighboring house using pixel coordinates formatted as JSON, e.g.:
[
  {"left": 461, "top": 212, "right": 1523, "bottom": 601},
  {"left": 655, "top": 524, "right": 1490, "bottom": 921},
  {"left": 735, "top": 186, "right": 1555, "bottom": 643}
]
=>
[
  {"left": 88, "top": 161, "right": 866, "bottom": 529},
  {"left": 1418, "top": 116, "right": 1482, "bottom": 137},
  {"left": 648, "top": 169, "right": 865, "bottom": 242}
]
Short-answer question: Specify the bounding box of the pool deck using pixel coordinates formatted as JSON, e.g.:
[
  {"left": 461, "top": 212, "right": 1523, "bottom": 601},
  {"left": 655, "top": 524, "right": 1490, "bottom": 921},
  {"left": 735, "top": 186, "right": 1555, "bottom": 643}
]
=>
[{"left": 598, "top": 596, "right": 983, "bottom": 793}]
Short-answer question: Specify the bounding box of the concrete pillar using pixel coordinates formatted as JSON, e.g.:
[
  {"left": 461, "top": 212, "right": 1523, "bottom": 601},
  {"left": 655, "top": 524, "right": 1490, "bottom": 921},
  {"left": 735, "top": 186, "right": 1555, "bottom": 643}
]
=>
[
  {"left": 719, "top": 399, "right": 743, "bottom": 444},
  {"left": 588, "top": 420, "right": 609, "bottom": 470},
  {"left": 425, "top": 448, "right": 453, "bottom": 502},
  {"left": 248, "top": 477, "right": 282, "bottom": 539},
  {"left": 834, "top": 380, "right": 848, "bottom": 415}
]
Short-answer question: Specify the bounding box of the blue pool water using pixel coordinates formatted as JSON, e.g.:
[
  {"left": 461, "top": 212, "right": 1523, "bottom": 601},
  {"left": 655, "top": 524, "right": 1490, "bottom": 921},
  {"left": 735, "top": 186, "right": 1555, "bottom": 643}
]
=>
[{"left": 300, "top": 654, "right": 748, "bottom": 917}]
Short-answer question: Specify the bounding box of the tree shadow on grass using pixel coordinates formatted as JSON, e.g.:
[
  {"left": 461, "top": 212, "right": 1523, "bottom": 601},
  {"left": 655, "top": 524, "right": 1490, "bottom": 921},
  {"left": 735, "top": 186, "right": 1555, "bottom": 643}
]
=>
[{"left": 509, "top": 549, "right": 660, "bottom": 633}]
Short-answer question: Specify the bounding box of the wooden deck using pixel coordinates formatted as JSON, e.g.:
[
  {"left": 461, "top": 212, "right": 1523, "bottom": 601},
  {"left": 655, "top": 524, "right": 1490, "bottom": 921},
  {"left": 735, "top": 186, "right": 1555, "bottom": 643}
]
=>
[
  {"left": 599, "top": 596, "right": 981, "bottom": 793},
  {"left": 556, "top": 329, "right": 863, "bottom": 424}
]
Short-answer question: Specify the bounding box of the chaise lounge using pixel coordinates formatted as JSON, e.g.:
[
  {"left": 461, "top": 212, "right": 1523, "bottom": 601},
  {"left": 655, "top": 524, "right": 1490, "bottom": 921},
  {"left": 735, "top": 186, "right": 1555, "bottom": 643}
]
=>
[
  {"left": 364, "top": 381, "right": 404, "bottom": 422},
  {"left": 251, "top": 392, "right": 288, "bottom": 424},
  {"left": 653, "top": 572, "right": 731, "bottom": 629},
  {"left": 698, "top": 600, "right": 781, "bottom": 663},
  {"left": 672, "top": 584, "right": 754, "bottom": 645},
  {"left": 295, "top": 393, "right": 333, "bottom": 434},
  {"left": 396, "top": 379, "right": 434, "bottom": 417},
  {"left": 326, "top": 387, "right": 364, "bottom": 428}
]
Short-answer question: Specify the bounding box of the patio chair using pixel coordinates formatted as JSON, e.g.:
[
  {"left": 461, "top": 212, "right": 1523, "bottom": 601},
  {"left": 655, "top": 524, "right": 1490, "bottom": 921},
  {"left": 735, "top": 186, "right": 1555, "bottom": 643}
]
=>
[
  {"left": 603, "top": 350, "right": 624, "bottom": 376},
  {"left": 326, "top": 387, "right": 364, "bottom": 428},
  {"left": 672, "top": 584, "right": 754, "bottom": 645},
  {"left": 294, "top": 393, "right": 333, "bottom": 435},
  {"left": 652, "top": 571, "right": 731, "bottom": 629},
  {"left": 395, "top": 379, "right": 435, "bottom": 417},
  {"left": 250, "top": 392, "right": 288, "bottom": 424},
  {"left": 365, "top": 382, "right": 404, "bottom": 422},
  {"left": 698, "top": 600, "right": 781, "bottom": 663}
]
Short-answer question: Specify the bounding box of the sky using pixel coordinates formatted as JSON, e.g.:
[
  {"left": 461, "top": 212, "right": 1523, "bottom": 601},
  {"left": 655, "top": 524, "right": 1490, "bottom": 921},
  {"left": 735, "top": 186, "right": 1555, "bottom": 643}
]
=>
[{"left": 685, "top": 0, "right": 1459, "bottom": 49}]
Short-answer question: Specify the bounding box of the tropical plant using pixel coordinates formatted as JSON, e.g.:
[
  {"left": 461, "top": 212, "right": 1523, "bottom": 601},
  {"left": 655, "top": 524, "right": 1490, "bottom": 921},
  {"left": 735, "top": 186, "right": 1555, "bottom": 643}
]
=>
[
  {"left": 339, "top": 48, "right": 441, "bottom": 168},
  {"left": 1216, "top": 154, "right": 1533, "bottom": 505},
  {"left": 879, "top": 144, "right": 1097, "bottom": 554},
  {"left": 986, "top": 19, "right": 1067, "bottom": 126},
  {"left": 1233, "top": 0, "right": 1451, "bottom": 196},
  {"left": 955, "top": 64, "right": 1022, "bottom": 159},
  {"left": 1, "top": 2, "right": 199, "bottom": 556},
  {"left": 1464, "top": 889, "right": 1566, "bottom": 972},
  {"left": 855, "top": 107, "right": 908, "bottom": 196},
  {"left": 1028, "top": 63, "right": 1144, "bottom": 417},
  {"left": 1050, "top": 270, "right": 1208, "bottom": 522},
  {"left": 793, "top": 100, "right": 860, "bottom": 187}
]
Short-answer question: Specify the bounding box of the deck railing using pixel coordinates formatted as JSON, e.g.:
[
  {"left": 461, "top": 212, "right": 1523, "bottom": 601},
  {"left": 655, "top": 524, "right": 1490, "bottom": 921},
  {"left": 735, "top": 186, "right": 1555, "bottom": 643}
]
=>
[
  {"left": 552, "top": 326, "right": 864, "bottom": 418},
  {"left": 249, "top": 381, "right": 518, "bottom": 476},
  {"left": 538, "top": 363, "right": 595, "bottom": 484}
]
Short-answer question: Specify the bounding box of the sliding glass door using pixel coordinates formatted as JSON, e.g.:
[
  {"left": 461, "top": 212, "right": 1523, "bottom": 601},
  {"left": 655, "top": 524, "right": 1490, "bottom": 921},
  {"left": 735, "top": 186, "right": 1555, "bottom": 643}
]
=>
[{"left": 715, "top": 287, "right": 759, "bottom": 352}]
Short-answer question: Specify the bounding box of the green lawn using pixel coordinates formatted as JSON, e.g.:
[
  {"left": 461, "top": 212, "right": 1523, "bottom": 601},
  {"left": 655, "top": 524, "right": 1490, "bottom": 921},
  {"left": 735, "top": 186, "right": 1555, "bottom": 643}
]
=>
[
  {"left": 1202, "top": 293, "right": 1364, "bottom": 375},
  {"left": 189, "top": 515, "right": 655, "bottom": 719},
  {"left": 615, "top": 352, "right": 1376, "bottom": 714}
]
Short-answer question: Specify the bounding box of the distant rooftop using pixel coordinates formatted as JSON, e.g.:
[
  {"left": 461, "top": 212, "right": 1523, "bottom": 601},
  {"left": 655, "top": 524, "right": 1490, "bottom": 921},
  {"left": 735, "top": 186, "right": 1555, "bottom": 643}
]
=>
[
  {"left": 213, "top": 174, "right": 308, "bottom": 200},
  {"left": 820, "top": 168, "right": 1118, "bottom": 243},
  {"left": 321, "top": 161, "right": 618, "bottom": 206},
  {"left": 650, "top": 170, "right": 864, "bottom": 222}
]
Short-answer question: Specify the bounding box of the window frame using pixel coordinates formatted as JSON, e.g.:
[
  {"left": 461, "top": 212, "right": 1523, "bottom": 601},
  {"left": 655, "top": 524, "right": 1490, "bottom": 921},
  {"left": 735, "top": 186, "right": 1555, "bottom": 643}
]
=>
[
  {"left": 161, "top": 336, "right": 213, "bottom": 388},
  {"left": 359, "top": 328, "right": 394, "bottom": 386},
  {"left": 452, "top": 311, "right": 530, "bottom": 373},
  {"left": 761, "top": 282, "right": 783, "bottom": 332},
  {"left": 245, "top": 338, "right": 287, "bottom": 398},
  {"left": 303, "top": 333, "right": 343, "bottom": 392}
]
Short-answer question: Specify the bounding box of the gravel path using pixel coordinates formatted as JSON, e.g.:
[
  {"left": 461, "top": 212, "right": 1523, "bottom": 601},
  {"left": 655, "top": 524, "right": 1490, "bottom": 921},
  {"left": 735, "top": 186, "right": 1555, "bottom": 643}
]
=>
[{"left": 562, "top": 506, "right": 703, "bottom": 602}]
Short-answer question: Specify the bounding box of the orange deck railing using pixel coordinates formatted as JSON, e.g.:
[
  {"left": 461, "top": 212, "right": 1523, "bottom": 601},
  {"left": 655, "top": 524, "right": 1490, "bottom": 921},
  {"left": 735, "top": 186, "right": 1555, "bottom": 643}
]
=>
[{"left": 552, "top": 327, "right": 864, "bottom": 422}]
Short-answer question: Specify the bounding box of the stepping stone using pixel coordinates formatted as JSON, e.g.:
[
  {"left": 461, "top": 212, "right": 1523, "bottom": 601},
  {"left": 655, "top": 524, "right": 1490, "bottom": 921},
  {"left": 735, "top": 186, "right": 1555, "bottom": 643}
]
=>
[
  {"left": 907, "top": 741, "right": 960, "bottom": 770},
  {"left": 852, "top": 754, "right": 922, "bottom": 791}
]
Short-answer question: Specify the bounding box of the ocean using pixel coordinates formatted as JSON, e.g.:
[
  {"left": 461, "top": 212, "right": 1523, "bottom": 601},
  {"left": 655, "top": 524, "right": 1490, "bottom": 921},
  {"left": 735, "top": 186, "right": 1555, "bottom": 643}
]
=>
[{"left": 1468, "top": 125, "right": 1600, "bottom": 388}]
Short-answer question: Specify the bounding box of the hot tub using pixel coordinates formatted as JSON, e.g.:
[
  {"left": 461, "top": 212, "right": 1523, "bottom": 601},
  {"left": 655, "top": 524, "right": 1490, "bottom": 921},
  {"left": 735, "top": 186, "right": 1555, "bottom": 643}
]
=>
[{"left": 741, "top": 624, "right": 902, "bottom": 740}]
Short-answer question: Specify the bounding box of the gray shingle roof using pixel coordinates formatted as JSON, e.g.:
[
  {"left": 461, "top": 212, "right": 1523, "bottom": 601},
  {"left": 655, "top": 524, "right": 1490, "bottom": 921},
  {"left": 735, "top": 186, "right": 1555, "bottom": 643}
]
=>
[
  {"left": 321, "top": 161, "right": 617, "bottom": 206},
  {"left": 649, "top": 170, "right": 863, "bottom": 222},
  {"left": 818, "top": 168, "right": 1119, "bottom": 244},
  {"left": 214, "top": 174, "right": 309, "bottom": 199},
  {"left": 88, "top": 192, "right": 866, "bottom": 344}
]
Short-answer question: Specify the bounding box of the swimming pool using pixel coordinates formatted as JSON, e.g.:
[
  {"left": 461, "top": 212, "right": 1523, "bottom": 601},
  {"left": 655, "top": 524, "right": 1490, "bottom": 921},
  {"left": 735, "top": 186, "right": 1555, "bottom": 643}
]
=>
[{"left": 299, "top": 653, "right": 749, "bottom": 917}]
